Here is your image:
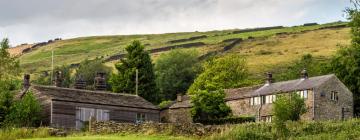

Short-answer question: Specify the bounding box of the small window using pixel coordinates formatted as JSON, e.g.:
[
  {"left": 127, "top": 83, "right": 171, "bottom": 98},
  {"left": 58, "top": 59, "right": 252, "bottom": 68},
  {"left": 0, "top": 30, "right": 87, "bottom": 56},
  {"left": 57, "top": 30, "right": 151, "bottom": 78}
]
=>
[
  {"left": 297, "top": 90, "right": 308, "bottom": 99},
  {"left": 331, "top": 91, "right": 338, "bottom": 101},
  {"left": 136, "top": 113, "right": 146, "bottom": 123},
  {"left": 250, "top": 97, "right": 260, "bottom": 106}
]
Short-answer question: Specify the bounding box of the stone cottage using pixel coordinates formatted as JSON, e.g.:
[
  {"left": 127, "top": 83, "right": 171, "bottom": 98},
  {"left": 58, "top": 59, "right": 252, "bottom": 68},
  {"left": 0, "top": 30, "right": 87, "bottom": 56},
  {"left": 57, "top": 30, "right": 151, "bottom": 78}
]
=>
[
  {"left": 161, "top": 71, "right": 353, "bottom": 123},
  {"left": 20, "top": 74, "right": 160, "bottom": 129}
]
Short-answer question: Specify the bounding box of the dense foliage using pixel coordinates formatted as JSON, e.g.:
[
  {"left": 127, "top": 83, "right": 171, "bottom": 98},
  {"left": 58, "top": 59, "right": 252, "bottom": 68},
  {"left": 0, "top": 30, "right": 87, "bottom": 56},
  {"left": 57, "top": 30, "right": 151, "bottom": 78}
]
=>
[
  {"left": 4, "top": 92, "right": 41, "bottom": 127},
  {"left": 330, "top": 2, "right": 360, "bottom": 115},
  {"left": 155, "top": 49, "right": 199, "bottom": 101},
  {"left": 272, "top": 93, "right": 306, "bottom": 137},
  {"left": 0, "top": 38, "right": 21, "bottom": 80},
  {"left": 188, "top": 54, "right": 249, "bottom": 94},
  {"left": 75, "top": 58, "right": 111, "bottom": 89},
  {"left": 110, "top": 41, "right": 159, "bottom": 103},
  {"left": 191, "top": 90, "right": 231, "bottom": 121}
]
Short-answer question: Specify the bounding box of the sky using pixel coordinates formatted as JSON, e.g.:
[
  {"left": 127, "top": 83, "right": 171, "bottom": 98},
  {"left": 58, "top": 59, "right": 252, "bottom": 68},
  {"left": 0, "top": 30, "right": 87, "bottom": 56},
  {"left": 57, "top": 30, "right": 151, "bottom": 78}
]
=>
[{"left": 0, "top": 0, "right": 351, "bottom": 46}]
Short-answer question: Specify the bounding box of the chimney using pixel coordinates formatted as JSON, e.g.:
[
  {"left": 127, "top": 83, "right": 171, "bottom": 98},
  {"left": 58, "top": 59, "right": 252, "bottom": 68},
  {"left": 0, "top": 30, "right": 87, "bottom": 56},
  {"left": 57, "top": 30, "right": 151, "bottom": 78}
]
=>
[
  {"left": 74, "top": 75, "right": 86, "bottom": 89},
  {"left": 301, "top": 68, "right": 308, "bottom": 80},
  {"left": 54, "top": 71, "right": 63, "bottom": 87},
  {"left": 23, "top": 74, "right": 30, "bottom": 88},
  {"left": 265, "top": 72, "right": 273, "bottom": 86},
  {"left": 94, "top": 72, "right": 107, "bottom": 91},
  {"left": 177, "top": 94, "right": 183, "bottom": 102}
]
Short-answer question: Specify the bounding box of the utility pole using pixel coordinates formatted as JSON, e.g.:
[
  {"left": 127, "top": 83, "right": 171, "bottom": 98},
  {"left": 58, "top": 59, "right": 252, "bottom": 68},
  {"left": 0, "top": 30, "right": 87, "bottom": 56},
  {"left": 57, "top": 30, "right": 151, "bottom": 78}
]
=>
[
  {"left": 136, "top": 69, "right": 138, "bottom": 96},
  {"left": 51, "top": 50, "right": 54, "bottom": 85}
]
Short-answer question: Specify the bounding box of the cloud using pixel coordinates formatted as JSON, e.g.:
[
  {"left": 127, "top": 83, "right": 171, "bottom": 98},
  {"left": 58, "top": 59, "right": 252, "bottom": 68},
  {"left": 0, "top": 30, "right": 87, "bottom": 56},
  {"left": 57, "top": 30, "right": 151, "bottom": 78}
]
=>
[{"left": 0, "top": 0, "right": 349, "bottom": 45}]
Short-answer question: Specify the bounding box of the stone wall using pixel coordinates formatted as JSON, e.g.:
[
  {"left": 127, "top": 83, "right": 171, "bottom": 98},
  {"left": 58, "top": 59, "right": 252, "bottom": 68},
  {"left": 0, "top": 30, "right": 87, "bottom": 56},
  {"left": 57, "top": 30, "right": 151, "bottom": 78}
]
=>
[
  {"left": 91, "top": 121, "right": 230, "bottom": 136},
  {"left": 314, "top": 76, "right": 353, "bottom": 120},
  {"left": 168, "top": 108, "right": 193, "bottom": 123}
]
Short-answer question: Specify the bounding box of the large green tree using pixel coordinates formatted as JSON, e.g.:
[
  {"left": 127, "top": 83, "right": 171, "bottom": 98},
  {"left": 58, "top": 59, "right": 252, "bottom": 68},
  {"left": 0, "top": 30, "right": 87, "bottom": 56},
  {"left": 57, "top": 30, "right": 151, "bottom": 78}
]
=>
[
  {"left": 330, "top": 1, "right": 360, "bottom": 115},
  {"left": 188, "top": 54, "right": 249, "bottom": 94},
  {"left": 0, "top": 38, "right": 20, "bottom": 80},
  {"left": 110, "top": 41, "right": 159, "bottom": 103},
  {"left": 155, "top": 49, "right": 199, "bottom": 100}
]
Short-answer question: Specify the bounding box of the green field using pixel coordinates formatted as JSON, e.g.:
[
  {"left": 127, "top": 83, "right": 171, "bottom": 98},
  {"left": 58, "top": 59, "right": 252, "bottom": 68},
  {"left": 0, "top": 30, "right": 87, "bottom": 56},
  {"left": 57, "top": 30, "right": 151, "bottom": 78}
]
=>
[
  {"left": 21, "top": 134, "right": 192, "bottom": 140},
  {"left": 16, "top": 22, "right": 349, "bottom": 77}
]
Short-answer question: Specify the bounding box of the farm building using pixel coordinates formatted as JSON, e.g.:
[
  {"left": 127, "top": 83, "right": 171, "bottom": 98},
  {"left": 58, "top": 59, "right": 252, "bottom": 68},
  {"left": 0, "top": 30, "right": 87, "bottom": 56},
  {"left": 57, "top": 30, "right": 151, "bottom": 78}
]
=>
[
  {"left": 20, "top": 74, "right": 159, "bottom": 130},
  {"left": 161, "top": 70, "right": 353, "bottom": 123}
]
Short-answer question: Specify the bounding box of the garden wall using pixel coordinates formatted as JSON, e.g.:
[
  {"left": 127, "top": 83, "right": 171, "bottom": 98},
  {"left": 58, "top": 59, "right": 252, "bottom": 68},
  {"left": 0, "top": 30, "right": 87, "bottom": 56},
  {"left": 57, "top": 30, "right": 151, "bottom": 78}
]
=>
[{"left": 90, "top": 121, "right": 231, "bottom": 136}]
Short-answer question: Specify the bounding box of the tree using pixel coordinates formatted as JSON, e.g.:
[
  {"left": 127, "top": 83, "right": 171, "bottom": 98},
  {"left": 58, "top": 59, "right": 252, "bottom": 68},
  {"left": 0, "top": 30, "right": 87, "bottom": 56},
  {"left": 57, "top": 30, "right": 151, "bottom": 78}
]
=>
[
  {"left": 110, "top": 41, "right": 159, "bottom": 103},
  {"left": 155, "top": 49, "right": 199, "bottom": 100},
  {"left": 190, "top": 89, "right": 231, "bottom": 121},
  {"left": 0, "top": 38, "right": 21, "bottom": 81},
  {"left": 75, "top": 58, "right": 111, "bottom": 89},
  {"left": 330, "top": 1, "right": 360, "bottom": 115},
  {"left": 272, "top": 93, "right": 306, "bottom": 137},
  {"left": 188, "top": 54, "right": 249, "bottom": 94}
]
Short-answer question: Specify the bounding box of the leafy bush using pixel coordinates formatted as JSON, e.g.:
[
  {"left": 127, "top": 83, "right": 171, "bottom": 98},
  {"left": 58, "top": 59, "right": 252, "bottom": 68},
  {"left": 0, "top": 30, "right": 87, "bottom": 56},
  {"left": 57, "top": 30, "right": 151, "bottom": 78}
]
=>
[
  {"left": 191, "top": 90, "right": 231, "bottom": 121},
  {"left": 158, "top": 100, "right": 174, "bottom": 109},
  {"left": 188, "top": 54, "right": 249, "bottom": 93},
  {"left": 197, "top": 116, "right": 255, "bottom": 125},
  {"left": 4, "top": 91, "right": 41, "bottom": 127}
]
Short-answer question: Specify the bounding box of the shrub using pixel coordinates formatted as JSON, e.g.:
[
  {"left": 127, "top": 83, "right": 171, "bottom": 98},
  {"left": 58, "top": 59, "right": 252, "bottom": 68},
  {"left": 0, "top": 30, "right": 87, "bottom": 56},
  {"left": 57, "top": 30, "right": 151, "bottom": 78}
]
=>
[
  {"left": 4, "top": 91, "right": 41, "bottom": 127},
  {"left": 191, "top": 90, "right": 231, "bottom": 121},
  {"left": 158, "top": 100, "right": 174, "bottom": 109},
  {"left": 197, "top": 116, "right": 255, "bottom": 125}
]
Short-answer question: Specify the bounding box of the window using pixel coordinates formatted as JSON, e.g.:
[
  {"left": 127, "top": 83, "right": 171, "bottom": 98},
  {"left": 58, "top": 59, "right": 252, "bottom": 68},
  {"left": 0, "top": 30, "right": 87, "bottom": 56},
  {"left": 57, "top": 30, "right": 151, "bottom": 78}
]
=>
[
  {"left": 297, "top": 90, "right": 308, "bottom": 99},
  {"left": 265, "top": 95, "right": 276, "bottom": 104},
  {"left": 136, "top": 113, "right": 146, "bottom": 123},
  {"left": 251, "top": 95, "right": 276, "bottom": 105},
  {"left": 75, "top": 107, "right": 109, "bottom": 130},
  {"left": 250, "top": 97, "right": 261, "bottom": 106},
  {"left": 331, "top": 91, "right": 338, "bottom": 101},
  {"left": 261, "top": 116, "right": 273, "bottom": 122}
]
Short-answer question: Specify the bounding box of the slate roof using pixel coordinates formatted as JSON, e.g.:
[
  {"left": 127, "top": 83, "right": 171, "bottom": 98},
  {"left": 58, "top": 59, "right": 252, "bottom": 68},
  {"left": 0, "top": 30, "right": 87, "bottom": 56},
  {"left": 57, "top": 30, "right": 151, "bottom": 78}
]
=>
[
  {"left": 252, "top": 74, "right": 335, "bottom": 96},
  {"left": 167, "top": 74, "right": 337, "bottom": 109},
  {"left": 31, "top": 85, "right": 159, "bottom": 110}
]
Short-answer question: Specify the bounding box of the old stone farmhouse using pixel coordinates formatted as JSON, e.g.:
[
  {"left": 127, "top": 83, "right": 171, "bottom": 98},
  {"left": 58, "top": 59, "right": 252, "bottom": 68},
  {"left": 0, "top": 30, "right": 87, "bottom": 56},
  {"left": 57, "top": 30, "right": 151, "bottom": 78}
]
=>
[
  {"left": 161, "top": 71, "right": 354, "bottom": 123},
  {"left": 20, "top": 74, "right": 159, "bottom": 130}
]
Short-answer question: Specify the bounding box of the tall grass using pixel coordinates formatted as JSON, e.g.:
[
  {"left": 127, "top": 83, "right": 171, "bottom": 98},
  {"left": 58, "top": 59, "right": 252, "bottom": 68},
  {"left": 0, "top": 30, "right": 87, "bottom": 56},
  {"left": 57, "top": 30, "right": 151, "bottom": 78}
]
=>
[
  {"left": 210, "top": 119, "right": 360, "bottom": 140},
  {"left": 0, "top": 127, "right": 50, "bottom": 140}
]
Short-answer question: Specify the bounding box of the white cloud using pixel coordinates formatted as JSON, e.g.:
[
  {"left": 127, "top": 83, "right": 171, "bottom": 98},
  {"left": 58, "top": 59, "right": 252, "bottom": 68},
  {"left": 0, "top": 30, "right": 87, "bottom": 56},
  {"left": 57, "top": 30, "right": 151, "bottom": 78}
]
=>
[{"left": 0, "top": 0, "right": 348, "bottom": 45}]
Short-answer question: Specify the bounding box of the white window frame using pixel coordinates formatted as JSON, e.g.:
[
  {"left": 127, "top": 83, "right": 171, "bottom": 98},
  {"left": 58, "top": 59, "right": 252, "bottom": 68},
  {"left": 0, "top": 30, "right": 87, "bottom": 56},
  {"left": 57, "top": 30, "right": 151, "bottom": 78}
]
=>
[
  {"left": 136, "top": 113, "right": 146, "bottom": 123},
  {"left": 297, "top": 90, "right": 308, "bottom": 99},
  {"left": 75, "top": 107, "right": 110, "bottom": 130},
  {"left": 331, "top": 91, "right": 338, "bottom": 101}
]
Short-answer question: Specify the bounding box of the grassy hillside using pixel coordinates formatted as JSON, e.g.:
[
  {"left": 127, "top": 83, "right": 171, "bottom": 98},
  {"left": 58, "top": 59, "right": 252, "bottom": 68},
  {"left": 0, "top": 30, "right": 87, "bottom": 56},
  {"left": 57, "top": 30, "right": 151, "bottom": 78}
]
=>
[{"left": 17, "top": 22, "right": 350, "bottom": 77}]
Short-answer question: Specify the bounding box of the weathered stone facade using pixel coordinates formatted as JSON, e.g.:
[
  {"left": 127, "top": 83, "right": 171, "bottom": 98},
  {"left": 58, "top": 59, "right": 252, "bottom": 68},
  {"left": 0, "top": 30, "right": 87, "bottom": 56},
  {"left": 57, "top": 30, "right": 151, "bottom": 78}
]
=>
[{"left": 162, "top": 74, "right": 354, "bottom": 123}]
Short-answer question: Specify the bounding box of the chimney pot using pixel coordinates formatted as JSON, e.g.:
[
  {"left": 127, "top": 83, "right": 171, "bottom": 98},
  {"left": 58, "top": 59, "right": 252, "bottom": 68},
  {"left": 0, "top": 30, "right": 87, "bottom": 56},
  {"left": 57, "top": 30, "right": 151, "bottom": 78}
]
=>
[
  {"left": 301, "top": 68, "right": 308, "bottom": 80},
  {"left": 74, "top": 75, "right": 86, "bottom": 89},
  {"left": 23, "top": 74, "right": 30, "bottom": 88},
  {"left": 55, "top": 71, "right": 63, "bottom": 87},
  {"left": 265, "top": 72, "right": 273, "bottom": 85},
  {"left": 94, "top": 72, "right": 107, "bottom": 91},
  {"left": 177, "top": 94, "right": 183, "bottom": 102}
]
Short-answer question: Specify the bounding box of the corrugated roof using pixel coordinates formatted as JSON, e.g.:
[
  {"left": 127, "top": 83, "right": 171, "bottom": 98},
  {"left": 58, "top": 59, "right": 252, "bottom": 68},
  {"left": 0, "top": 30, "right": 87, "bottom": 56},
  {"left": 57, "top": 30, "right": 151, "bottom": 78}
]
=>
[{"left": 31, "top": 85, "right": 159, "bottom": 110}]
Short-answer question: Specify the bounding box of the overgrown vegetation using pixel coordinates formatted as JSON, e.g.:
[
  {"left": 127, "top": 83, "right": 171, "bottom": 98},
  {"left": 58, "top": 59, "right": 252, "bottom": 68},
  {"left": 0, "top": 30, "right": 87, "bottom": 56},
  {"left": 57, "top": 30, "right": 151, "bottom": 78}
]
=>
[
  {"left": 155, "top": 49, "right": 200, "bottom": 101},
  {"left": 210, "top": 119, "right": 360, "bottom": 140},
  {"left": 272, "top": 93, "right": 306, "bottom": 138}
]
